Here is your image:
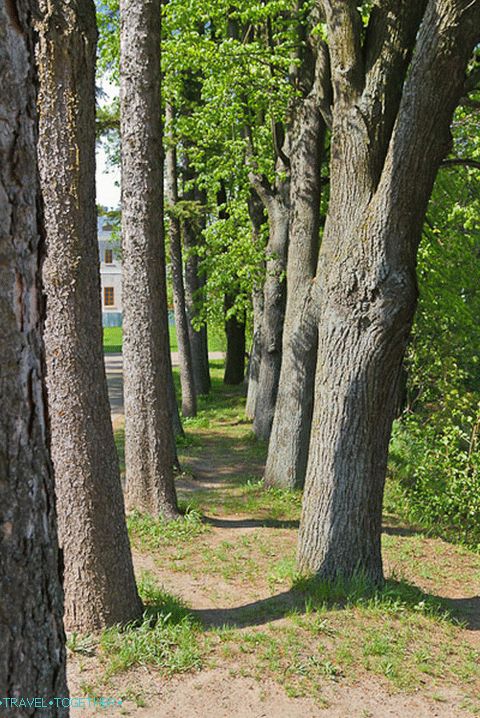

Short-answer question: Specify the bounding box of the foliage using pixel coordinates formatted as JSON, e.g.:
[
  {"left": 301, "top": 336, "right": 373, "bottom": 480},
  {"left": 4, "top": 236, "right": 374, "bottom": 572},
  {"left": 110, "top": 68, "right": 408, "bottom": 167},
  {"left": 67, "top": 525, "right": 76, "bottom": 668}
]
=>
[{"left": 388, "top": 98, "right": 480, "bottom": 549}]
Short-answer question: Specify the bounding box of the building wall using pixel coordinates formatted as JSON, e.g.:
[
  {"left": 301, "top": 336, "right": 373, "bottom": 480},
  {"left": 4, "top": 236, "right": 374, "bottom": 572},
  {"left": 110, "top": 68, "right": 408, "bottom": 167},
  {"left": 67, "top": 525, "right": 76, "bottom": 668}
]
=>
[{"left": 98, "top": 223, "right": 123, "bottom": 327}]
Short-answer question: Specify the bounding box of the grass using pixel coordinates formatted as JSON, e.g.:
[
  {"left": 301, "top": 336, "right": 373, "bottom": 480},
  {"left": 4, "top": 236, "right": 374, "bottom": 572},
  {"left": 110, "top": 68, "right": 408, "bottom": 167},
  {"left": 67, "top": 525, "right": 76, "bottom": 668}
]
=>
[
  {"left": 103, "top": 325, "right": 226, "bottom": 353},
  {"left": 99, "top": 572, "right": 202, "bottom": 677},
  {"left": 127, "top": 507, "right": 208, "bottom": 552}
]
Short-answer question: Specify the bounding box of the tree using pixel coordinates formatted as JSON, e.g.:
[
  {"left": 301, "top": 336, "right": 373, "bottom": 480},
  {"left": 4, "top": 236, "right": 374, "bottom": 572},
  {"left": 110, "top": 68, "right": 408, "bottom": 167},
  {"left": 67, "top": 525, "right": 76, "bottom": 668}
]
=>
[
  {"left": 223, "top": 293, "right": 246, "bottom": 385},
  {"left": 165, "top": 103, "right": 197, "bottom": 416},
  {"left": 120, "top": 0, "right": 179, "bottom": 518},
  {"left": 296, "top": 0, "right": 480, "bottom": 583},
  {"left": 265, "top": 11, "right": 331, "bottom": 489},
  {"left": 182, "top": 189, "right": 211, "bottom": 395},
  {"left": 36, "top": 0, "right": 142, "bottom": 631},
  {"left": 0, "top": 0, "right": 67, "bottom": 705}
]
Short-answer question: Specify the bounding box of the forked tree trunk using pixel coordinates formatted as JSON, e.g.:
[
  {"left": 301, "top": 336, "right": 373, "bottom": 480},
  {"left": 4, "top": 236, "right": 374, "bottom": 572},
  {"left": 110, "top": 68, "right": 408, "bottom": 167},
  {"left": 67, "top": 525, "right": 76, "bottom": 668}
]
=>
[
  {"left": 223, "top": 294, "right": 246, "bottom": 385},
  {"left": 298, "top": 0, "right": 480, "bottom": 582},
  {"left": 120, "top": 0, "right": 179, "bottom": 518},
  {"left": 251, "top": 193, "right": 289, "bottom": 440},
  {"left": 37, "top": 0, "right": 142, "bottom": 632},
  {"left": 0, "top": 2, "right": 67, "bottom": 707},
  {"left": 165, "top": 104, "right": 197, "bottom": 417},
  {"left": 265, "top": 46, "right": 329, "bottom": 490}
]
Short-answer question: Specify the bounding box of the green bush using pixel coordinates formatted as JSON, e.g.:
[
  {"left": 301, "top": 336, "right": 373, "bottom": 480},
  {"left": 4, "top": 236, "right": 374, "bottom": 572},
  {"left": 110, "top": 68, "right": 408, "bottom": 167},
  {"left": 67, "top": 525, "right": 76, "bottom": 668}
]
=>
[{"left": 388, "top": 396, "right": 480, "bottom": 549}]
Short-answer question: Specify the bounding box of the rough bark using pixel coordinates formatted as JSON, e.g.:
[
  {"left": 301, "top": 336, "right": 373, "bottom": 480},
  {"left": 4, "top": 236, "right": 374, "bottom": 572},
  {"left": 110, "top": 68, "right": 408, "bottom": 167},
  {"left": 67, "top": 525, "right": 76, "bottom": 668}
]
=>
[
  {"left": 251, "top": 190, "right": 289, "bottom": 440},
  {"left": 0, "top": 0, "right": 67, "bottom": 709},
  {"left": 223, "top": 294, "right": 246, "bottom": 385},
  {"left": 37, "top": 0, "right": 142, "bottom": 631},
  {"left": 298, "top": 0, "right": 480, "bottom": 583},
  {"left": 245, "top": 190, "right": 266, "bottom": 418},
  {"left": 265, "top": 49, "right": 328, "bottom": 488},
  {"left": 120, "top": 0, "right": 179, "bottom": 518},
  {"left": 165, "top": 104, "right": 197, "bottom": 417}
]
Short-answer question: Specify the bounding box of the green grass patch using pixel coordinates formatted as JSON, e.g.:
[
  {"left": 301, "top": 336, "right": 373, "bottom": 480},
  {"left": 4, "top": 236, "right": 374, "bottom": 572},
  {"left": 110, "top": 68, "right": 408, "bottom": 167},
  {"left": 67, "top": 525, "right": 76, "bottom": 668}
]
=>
[
  {"left": 127, "top": 508, "right": 208, "bottom": 552},
  {"left": 100, "top": 572, "right": 201, "bottom": 677},
  {"left": 103, "top": 326, "right": 226, "bottom": 354}
]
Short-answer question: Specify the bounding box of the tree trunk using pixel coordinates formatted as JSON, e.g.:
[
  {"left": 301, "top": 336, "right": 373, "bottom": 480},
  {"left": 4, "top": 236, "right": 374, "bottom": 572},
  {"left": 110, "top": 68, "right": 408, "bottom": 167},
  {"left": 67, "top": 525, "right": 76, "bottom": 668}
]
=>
[
  {"left": 165, "top": 104, "right": 197, "bottom": 417},
  {"left": 183, "top": 221, "right": 210, "bottom": 395},
  {"left": 245, "top": 190, "right": 266, "bottom": 419},
  {"left": 167, "top": 352, "right": 184, "bottom": 439},
  {"left": 0, "top": 2, "right": 67, "bottom": 708},
  {"left": 120, "top": 0, "right": 179, "bottom": 519},
  {"left": 223, "top": 294, "right": 246, "bottom": 385},
  {"left": 180, "top": 79, "right": 211, "bottom": 395},
  {"left": 251, "top": 193, "right": 289, "bottom": 440},
  {"left": 36, "top": 0, "right": 142, "bottom": 632},
  {"left": 298, "top": 0, "right": 480, "bottom": 583},
  {"left": 265, "top": 47, "right": 329, "bottom": 490}
]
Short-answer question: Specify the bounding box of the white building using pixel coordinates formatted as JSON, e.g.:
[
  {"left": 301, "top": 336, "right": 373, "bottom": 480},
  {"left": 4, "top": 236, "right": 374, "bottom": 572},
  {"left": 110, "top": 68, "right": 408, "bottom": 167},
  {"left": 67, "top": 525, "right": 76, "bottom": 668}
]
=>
[{"left": 98, "top": 216, "right": 122, "bottom": 327}]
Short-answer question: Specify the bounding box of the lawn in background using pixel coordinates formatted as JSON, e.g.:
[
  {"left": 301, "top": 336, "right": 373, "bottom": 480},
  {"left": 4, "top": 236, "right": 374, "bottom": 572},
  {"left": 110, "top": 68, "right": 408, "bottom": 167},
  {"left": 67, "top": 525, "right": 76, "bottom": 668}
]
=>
[{"left": 103, "top": 325, "right": 225, "bottom": 353}]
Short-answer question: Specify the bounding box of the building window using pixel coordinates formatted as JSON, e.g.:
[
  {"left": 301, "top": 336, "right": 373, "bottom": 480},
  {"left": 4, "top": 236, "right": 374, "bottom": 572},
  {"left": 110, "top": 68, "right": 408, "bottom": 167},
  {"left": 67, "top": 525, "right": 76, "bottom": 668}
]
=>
[
  {"left": 104, "top": 249, "right": 113, "bottom": 264},
  {"left": 104, "top": 287, "right": 114, "bottom": 307}
]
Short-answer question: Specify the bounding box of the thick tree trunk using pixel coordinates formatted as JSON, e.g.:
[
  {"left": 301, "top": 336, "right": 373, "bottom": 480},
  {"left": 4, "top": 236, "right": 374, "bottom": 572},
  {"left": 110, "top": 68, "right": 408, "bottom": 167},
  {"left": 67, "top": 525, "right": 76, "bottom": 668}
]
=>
[
  {"left": 223, "top": 294, "right": 246, "bottom": 385},
  {"left": 37, "top": 0, "right": 142, "bottom": 631},
  {"left": 165, "top": 104, "right": 197, "bottom": 417},
  {"left": 0, "top": 2, "right": 67, "bottom": 708},
  {"left": 298, "top": 0, "right": 480, "bottom": 582},
  {"left": 252, "top": 194, "right": 289, "bottom": 440},
  {"left": 245, "top": 190, "right": 266, "bottom": 419},
  {"left": 120, "top": 0, "right": 179, "bottom": 518},
  {"left": 265, "top": 92, "right": 326, "bottom": 489}
]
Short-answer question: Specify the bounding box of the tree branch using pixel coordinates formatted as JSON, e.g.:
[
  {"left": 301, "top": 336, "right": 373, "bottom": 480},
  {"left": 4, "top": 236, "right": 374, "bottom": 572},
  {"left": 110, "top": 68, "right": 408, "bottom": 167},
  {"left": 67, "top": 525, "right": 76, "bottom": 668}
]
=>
[
  {"left": 361, "top": 1, "right": 428, "bottom": 183},
  {"left": 321, "top": 0, "right": 363, "bottom": 106},
  {"left": 441, "top": 158, "right": 480, "bottom": 170},
  {"left": 243, "top": 124, "right": 275, "bottom": 208},
  {"left": 312, "top": 40, "right": 333, "bottom": 129}
]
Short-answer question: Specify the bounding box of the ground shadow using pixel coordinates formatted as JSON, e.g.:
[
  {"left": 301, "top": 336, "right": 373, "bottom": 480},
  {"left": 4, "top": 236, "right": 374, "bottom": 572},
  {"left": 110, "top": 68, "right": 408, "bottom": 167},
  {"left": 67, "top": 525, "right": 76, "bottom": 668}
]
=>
[
  {"left": 444, "top": 596, "right": 480, "bottom": 630},
  {"left": 382, "top": 525, "right": 425, "bottom": 538},
  {"left": 191, "top": 577, "right": 480, "bottom": 632},
  {"left": 204, "top": 516, "right": 299, "bottom": 530}
]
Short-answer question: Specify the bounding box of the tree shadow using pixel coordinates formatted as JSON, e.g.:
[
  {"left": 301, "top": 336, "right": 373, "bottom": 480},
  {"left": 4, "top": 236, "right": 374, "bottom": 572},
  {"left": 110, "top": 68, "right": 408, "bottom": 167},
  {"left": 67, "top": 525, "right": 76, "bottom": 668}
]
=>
[
  {"left": 192, "top": 575, "right": 480, "bottom": 631},
  {"left": 444, "top": 596, "right": 480, "bottom": 630},
  {"left": 204, "top": 516, "right": 299, "bottom": 530},
  {"left": 382, "top": 524, "right": 425, "bottom": 538}
]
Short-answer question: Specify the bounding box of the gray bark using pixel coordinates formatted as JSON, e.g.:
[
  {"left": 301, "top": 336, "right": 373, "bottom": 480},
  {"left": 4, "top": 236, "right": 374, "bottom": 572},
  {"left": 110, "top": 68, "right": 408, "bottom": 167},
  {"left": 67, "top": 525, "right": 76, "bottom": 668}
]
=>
[
  {"left": 298, "top": 0, "right": 480, "bottom": 583},
  {"left": 245, "top": 190, "right": 266, "bottom": 418},
  {"left": 265, "top": 43, "right": 330, "bottom": 490},
  {"left": 165, "top": 104, "right": 197, "bottom": 417},
  {"left": 120, "top": 0, "right": 179, "bottom": 518},
  {"left": 37, "top": 0, "right": 142, "bottom": 632},
  {"left": 251, "top": 190, "right": 289, "bottom": 440},
  {"left": 0, "top": 0, "right": 67, "bottom": 710}
]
